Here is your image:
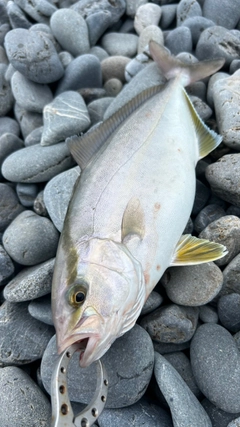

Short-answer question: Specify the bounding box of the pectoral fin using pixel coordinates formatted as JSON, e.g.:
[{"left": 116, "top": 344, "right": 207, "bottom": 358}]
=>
[
  {"left": 171, "top": 234, "right": 227, "bottom": 266},
  {"left": 121, "top": 197, "right": 145, "bottom": 242}
]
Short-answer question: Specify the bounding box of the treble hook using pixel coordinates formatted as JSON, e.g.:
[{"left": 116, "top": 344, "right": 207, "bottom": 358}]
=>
[{"left": 51, "top": 342, "right": 108, "bottom": 427}]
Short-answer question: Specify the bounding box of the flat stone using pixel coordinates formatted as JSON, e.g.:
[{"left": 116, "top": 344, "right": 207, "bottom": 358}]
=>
[
  {"left": 11, "top": 71, "right": 53, "bottom": 113},
  {"left": 194, "top": 204, "right": 226, "bottom": 234},
  {"left": 199, "top": 215, "right": 240, "bottom": 266},
  {"left": 2, "top": 141, "right": 75, "bottom": 183},
  {"left": 0, "top": 301, "right": 54, "bottom": 366},
  {"left": 140, "top": 304, "right": 199, "bottom": 344},
  {"left": 0, "top": 64, "right": 14, "bottom": 116},
  {"left": 218, "top": 293, "right": 240, "bottom": 333},
  {"left": 28, "top": 294, "right": 53, "bottom": 325},
  {"left": 41, "top": 91, "right": 90, "bottom": 146},
  {"left": 3, "top": 258, "right": 55, "bottom": 302},
  {"left": 154, "top": 352, "right": 212, "bottom": 427},
  {"left": 161, "top": 262, "right": 223, "bottom": 306},
  {"left": 202, "top": 0, "right": 240, "bottom": 30},
  {"left": 201, "top": 398, "right": 240, "bottom": 427},
  {"left": 101, "top": 55, "right": 131, "bottom": 82},
  {"left": 138, "top": 24, "right": 164, "bottom": 54},
  {"left": 3, "top": 210, "right": 59, "bottom": 266},
  {"left": 15, "top": 0, "right": 57, "bottom": 24},
  {"left": 16, "top": 183, "right": 38, "bottom": 207},
  {"left": 41, "top": 325, "right": 154, "bottom": 408},
  {"left": 199, "top": 305, "right": 219, "bottom": 324},
  {"left": 177, "top": 0, "right": 202, "bottom": 26},
  {"left": 101, "top": 32, "right": 138, "bottom": 57},
  {"left": 0, "top": 183, "right": 25, "bottom": 232},
  {"left": 0, "top": 366, "right": 51, "bottom": 427},
  {"left": 165, "top": 26, "right": 192, "bottom": 55},
  {"left": 206, "top": 155, "right": 240, "bottom": 208},
  {"left": 141, "top": 291, "right": 163, "bottom": 316},
  {"left": 190, "top": 323, "right": 240, "bottom": 413},
  {"left": 4, "top": 28, "right": 64, "bottom": 83},
  {"left": 50, "top": 8, "right": 90, "bottom": 57},
  {"left": 0, "top": 116, "right": 20, "bottom": 137},
  {"left": 44, "top": 166, "right": 80, "bottom": 232},
  {"left": 213, "top": 71, "right": 240, "bottom": 149},
  {"left": 134, "top": 3, "right": 162, "bottom": 35},
  {"left": 14, "top": 103, "right": 43, "bottom": 139},
  {"left": 0, "top": 244, "right": 14, "bottom": 287}
]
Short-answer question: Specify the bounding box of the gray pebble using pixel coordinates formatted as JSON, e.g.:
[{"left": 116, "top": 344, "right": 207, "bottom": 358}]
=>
[
  {"left": 220, "top": 253, "right": 240, "bottom": 297},
  {"left": 56, "top": 54, "right": 102, "bottom": 95},
  {"left": 0, "top": 1, "right": 9, "bottom": 26},
  {"left": 160, "top": 4, "right": 177, "bottom": 30},
  {"left": 14, "top": 103, "right": 43, "bottom": 139},
  {"left": 183, "top": 16, "right": 215, "bottom": 46},
  {"left": 7, "top": 1, "right": 32, "bottom": 29},
  {"left": 90, "top": 45, "right": 109, "bottom": 62},
  {"left": 141, "top": 290, "right": 163, "bottom": 316},
  {"left": 34, "top": 190, "right": 48, "bottom": 217},
  {"left": 104, "top": 78, "right": 122, "bottom": 97},
  {"left": 4, "top": 258, "right": 55, "bottom": 302},
  {"left": 11, "top": 71, "right": 53, "bottom": 113},
  {"left": 0, "top": 64, "right": 13, "bottom": 116},
  {"left": 200, "top": 215, "right": 240, "bottom": 266},
  {"left": 190, "top": 323, "right": 240, "bottom": 413},
  {"left": 50, "top": 8, "right": 90, "bottom": 57},
  {"left": 71, "top": 0, "right": 126, "bottom": 26},
  {"left": 28, "top": 294, "right": 53, "bottom": 325},
  {"left": 203, "top": 0, "right": 240, "bottom": 30},
  {"left": 201, "top": 398, "right": 240, "bottom": 427},
  {"left": 24, "top": 126, "right": 42, "bottom": 146},
  {"left": 187, "top": 81, "right": 206, "bottom": 101},
  {"left": 213, "top": 71, "right": 240, "bottom": 149},
  {"left": 0, "top": 116, "right": 20, "bottom": 137},
  {"left": 161, "top": 262, "right": 223, "bottom": 306},
  {"left": 218, "top": 293, "right": 240, "bottom": 333},
  {"left": 0, "top": 23, "right": 10, "bottom": 46},
  {"left": 140, "top": 304, "right": 199, "bottom": 344},
  {"left": 88, "top": 97, "right": 114, "bottom": 125},
  {"left": 98, "top": 398, "right": 173, "bottom": 427},
  {"left": 191, "top": 179, "right": 210, "bottom": 216},
  {"left": 15, "top": 0, "right": 57, "bottom": 24},
  {"left": 138, "top": 25, "right": 164, "bottom": 54},
  {"left": 58, "top": 51, "right": 73, "bottom": 69},
  {"left": 41, "top": 325, "right": 154, "bottom": 408},
  {"left": 194, "top": 204, "right": 226, "bottom": 234},
  {"left": 154, "top": 352, "right": 212, "bottom": 427},
  {"left": 44, "top": 166, "right": 80, "bottom": 232},
  {"left": 0, "top": 45, "right": 8, "bottom": 64},
  {"left": 230, "top": 59, "right": 240, "bottom": 74},
  {"left": 126, "top": 0, "right": 148, "bottom": 18},
  {"left": 86, "top": 10, "right": 112, "bottom": 46},
  {"left": 2, "top": 141, "right": 75, "bottom": 183},
  {"left": 153, "top": 341, "right": 190, "bottom": 355},
  {"left": 125, "top": 51, "right": 150, "bottom": 82},
  {"left": 0, "top": 300, "right": 54, "bottom": 365},
  {"left": 199, "top": 305, "right": 219, "bottom": 324},
  {"left": 41, "top": 91, "right": 90, "bottom": 146},
  {"left": 207, "top": 72, "right": 229, "bottom": 109},
  {"left": 0, "top": 183, "right": 24, "bottom": 232},
  {"left": 134, "top": 3, "right": 162, "bottom": 35},
  {"left": 101, "top": 55, "right": 131, "bottom": 83},
  {"left": 79, "top": 87, "right": 107, "bottom": 104},
  {"left": 4, "top": 28, "right": 64, "bottom": 83},
  {"left": 0, "top": 133, "right": 23, "bottom": 171},
  {"left": 190, "top": 95, "right": 212, "bottom": 121},
  {"left": 3, "top": 210, "right": 59, "bottom": 265},
  {"left": 101, "top": 32, "right": 138, "bottom": 57},
  {"left": 177, "top": 0, "right": 202, "bottom": 26},
  {"left": 0, "top": 366, "right": 51, "bottom": 427},
  {"left": 206, "top": 155, "right": 240, "bottom": 208},
  {"left": 0, "top": 244, "right": 14, "bottom": 286},
  {"left": 196, "top": 26, "right": 240, "bottom": 66},
  {"left": 165, "top": 26, "right": 192, "bottom": 55},
  {"left": 16, "top": 183, "right": 38, "bottom": 207},
  {"left": 4, "top": 62, "right": 16, "bottom": 82}
]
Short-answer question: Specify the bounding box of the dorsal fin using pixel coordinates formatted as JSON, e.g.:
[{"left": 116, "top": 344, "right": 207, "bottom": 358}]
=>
[{"left": 67, "top": 85, "right": 163, "bottom": 170}]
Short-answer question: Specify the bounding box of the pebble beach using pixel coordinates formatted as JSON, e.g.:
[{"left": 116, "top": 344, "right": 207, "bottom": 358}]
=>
[{"left": 1, "top": 0, "right": 240, "bottom": 426}]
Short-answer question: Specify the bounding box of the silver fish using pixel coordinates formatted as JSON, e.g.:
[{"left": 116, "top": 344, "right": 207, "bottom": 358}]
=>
[{"left": 52, "top": 41, "right": 227, "bottom": 367}]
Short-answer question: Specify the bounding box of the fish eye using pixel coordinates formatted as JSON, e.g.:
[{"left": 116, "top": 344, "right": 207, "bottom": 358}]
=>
[
  {"left": 66, "top": 282, "right": 88, "bottom": 308},
  {"left": 74, "top": 290, "right": 86, "bottom": 304}
]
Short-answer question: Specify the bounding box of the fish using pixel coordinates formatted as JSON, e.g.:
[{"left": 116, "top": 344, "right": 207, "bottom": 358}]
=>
[{"left": 52, "top": 41, "right": 227, "bottom": 368}]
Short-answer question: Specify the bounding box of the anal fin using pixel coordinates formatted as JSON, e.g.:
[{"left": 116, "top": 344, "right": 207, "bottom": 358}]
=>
[{"left": 171, "top": 234, "right": 227, "bottom": 266}]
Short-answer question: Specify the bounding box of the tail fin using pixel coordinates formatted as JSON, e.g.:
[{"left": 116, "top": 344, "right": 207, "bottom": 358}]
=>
[{"left": 149, "top": 41, "right": 225, "bottom": 87}]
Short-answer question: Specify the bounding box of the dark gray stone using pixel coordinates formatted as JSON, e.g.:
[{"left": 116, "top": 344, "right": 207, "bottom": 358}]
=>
[
  {"left": 218, "top": 293, "right": 240, "bottom": 333},
  {"left": 203, "top": 0, "right": 240, "bottom": 30},
  {"left": 88, "top": 97, "right": 114, "bottom": 124},
  {"left": 220, "top": 253, "right": 240, "bottom": 297},
  {"left": 86, "top": 10, "right": 112, "bottom": 46},
  {"left": 16, "top": 183, "right": 39, "bottom": 207},
  {"left": 154, "top": 352, "right": 212, "bottom": 427},
  {"left": 28, "top": 294, "right": 53, "bottom": 325},
  {"left": 199, "top": 305, "right": 218, "bottom": 324},
  {"left": 183, "top": 16, "right": 215, "bottom": 46},
  {"left": 43, "top": 166, "right": 80, "bottom": 232},
  {"left": 7, "top": 1, "right": 32, "bottom": 29},
  {"left": 0, "top": 64, "right": 13, "bottom": 116},
  {"left": 194, "top": 204, "right": 226, "bottom": 234},
  {"left": 0, "top": 116, "right": 20, "bottom": 137},
  {"left": 33, "top": 190, "right": 48, "bottom": 217},
  {"left": 201, "top": 398, "right": 240, "bottom": 427},
  {"left": 183, "top": 217, "right": 193, "bottom": 234},
  {"left": 3, "top": 258, "right": 55, "bottom": 302},
  {"left": 102, "top": 55, "right": 131, "bottom": 83},
  {"left": 187, "top": 81, "right": 206, "bottom": 102},
  {"left": 56, "top": 54, "right": 102, "bottom": 95},
  {"left": 71, "top": 0, "right": 126, "bottom": 26},
  {"left": 160, "top": 4, "right": 177, "bottom": 29},
  {"left": 41, "top": 91, "right": 90, "bottom": 146},
  {"left": 165, "top": 26, "right": 192, "bottom": 55},
  {"left": 0, "top": 301, "right": 54, "bottom": 366},
  {"left": 50, "top": 8, "right": 90, "bottom": 57},
  {"left": 141, "top": 291, "right": 163, "bottom": 316},
  {"left": 200, "top": 215, "right": 240, "bottom": 266},
  {"left": 0, "top": 183, "right": 25, "bottom": 232},
  {"left": 15, "top": 0, "right": 57, "bottom": 24},
  {"left": 0, "top": 366, "right": 51, "bottom": 427},
  {"left": 0, "top": 0, "right": 9, "bottom": 26},
  {"left": 191, "top": 179, "right": 210, "bottom": 216},
  {"left": 14, "top": 103, "right": 43, "bottom": 139},
  {"left": 190, "top": 323, "right": 240, "bottom": 413},
  {"left": 140, "top": 304, "right": 199, "bottom": 344},
  {"left": 177, "top": 0, "right": 202, "bottom": 26},
  {"left": 41, "top": 325, "right": 154, "bottom": 408},
  {"left": 0, "top": 244, "right": 14, "bottom": 286},
  {"left": 4, "top": 28, "right": 64, "bottom": 83},
  {"left": 11, "top": 71, "right": 53, "bottom": 113},
  {"left": 2, "top": 142, "right": 75, "bottom": 183},
  {"left": 161, "top": 262, "right": 223, "bottom": 306},
  {"left": 153, "top": 341, "right": 190, "bottom": 355},
  {"left": 2, "top": 210, "right": 59, "bottom": 266}
]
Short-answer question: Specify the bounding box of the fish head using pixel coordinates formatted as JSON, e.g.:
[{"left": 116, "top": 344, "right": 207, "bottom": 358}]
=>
[{"left": 52, "top": 238, "right": 145, "bottom": 367}]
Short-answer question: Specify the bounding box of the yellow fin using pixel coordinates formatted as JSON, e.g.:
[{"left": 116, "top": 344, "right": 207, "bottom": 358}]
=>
[
  {"left": 121, "top": 197, "right": 145, "bottom": 242},
  {"left": 184, "top": 90, "right": 222, "bottom": 159},
  {"left": 171, "top": 234, "right": 228, "bottom": 266}
]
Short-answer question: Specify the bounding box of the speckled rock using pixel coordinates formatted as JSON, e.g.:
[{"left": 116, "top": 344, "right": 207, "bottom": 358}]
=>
[
  {"left": 201, "top": 398, "right": 240, "bottom": 427},
  {"left": 41, "top": 325, "right": 154, "bottom": 408},
  {"left": 207, "top": 72, "right": 229, "bottom": 108},
  {"left": 0, "top": 183, "right": 25, "bottom": 232},
  {"left": 191, "top": 323, "right": 240, "bottom": 413},
  {"left": 1, "top": 142, "right": 75, "bottom": 183},
  {"left": 3, "top": 210, "right": 59, "bottom": 265},
  {"left": 134, "top": 3, "right": 162, "bottom": 35},
  {"left": 0, "top": 244, "right": 14, "bottom": 286},
  {"left": 153, "top": 341, "right": 190, "bottom": 355},
  {"left": 103, "top": 79, "right": 122, "bottom": 97},
  {"left": 3, "top": 258, "right": 55, "bottom": 302},
  {"left": 0, "top": 301, "right": 54, "bottom": 366},
  {"left": 0, "top": 366, "right": 51, "bottom": 427},
  {"left": 28, "top": 294, "right": 53, "bottom": 325},
  {"left": 34, "top": 190, "right": 48, "bottom": 217},
  {"left": 190, "top": 95, "right": 212, "bottom": 121},
  {"left": 101, "top": 32, "right": 138, "bottom": 57},
  {"left": 161, "top": 262, "right": 223, "bottom": 306}
]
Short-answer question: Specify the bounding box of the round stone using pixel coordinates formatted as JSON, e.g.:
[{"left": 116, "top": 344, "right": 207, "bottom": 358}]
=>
[
  {"left": 176, "top": 0, "right": 202, "bottom": 26},
  {"left": 86, "top": 10, "right": 112, "bottom": 46},
  {"left": 101, "top": 32, "right": 138, "bottom": 57},
  {"left": 199, "top": 305, "right": 218, "bottom": 324},
  {"left": 101, "top": 55, "right": 131, "bottom": 83},
  {"left": 0, "top": 117, "right": 20, "bottom": 137},
  {"left": 134, "top": 3, "right": 162, "bottom": 35},
  {"left": 165, "top": 26, "right": 192, "bottom": 55},
  {"left": 0, "top": 183, "right": 25, "bottom": 232},
  {"left": 103, "top": 78, "right": 122, "bottom": 97},
  {"left": 0, "top": 133, "right": 23, "bottom": 171},
  {"left": 183, "top": 16, "right": 215, "bottom": 46},
  {"left": 2, "top": 210, "right": 59, "bottom": 266},
  {"left": 141, "top": 290, "right": 163, "bottom": 316},
  {"left": 88, "top": 97, "right": 114, "bottom": 125}
]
